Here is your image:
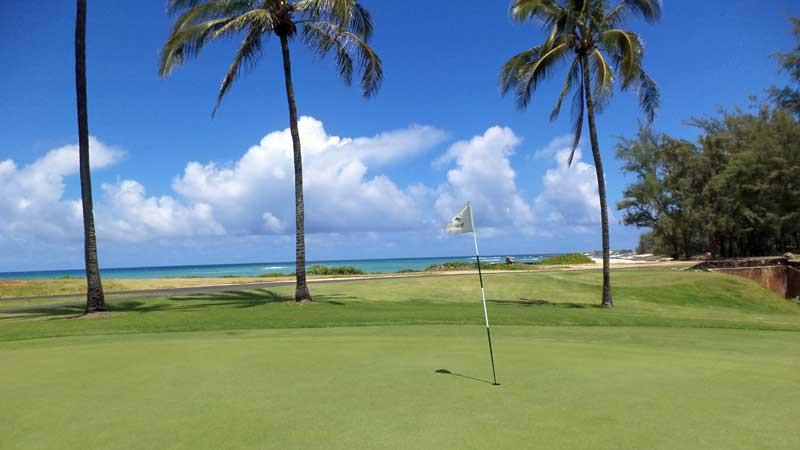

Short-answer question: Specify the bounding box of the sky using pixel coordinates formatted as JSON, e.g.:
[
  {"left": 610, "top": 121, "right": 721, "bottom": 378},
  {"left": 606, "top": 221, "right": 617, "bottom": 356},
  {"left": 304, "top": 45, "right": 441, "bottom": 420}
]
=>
[{"left": 1, "top": 0, "right": 799, "bottom": 272}]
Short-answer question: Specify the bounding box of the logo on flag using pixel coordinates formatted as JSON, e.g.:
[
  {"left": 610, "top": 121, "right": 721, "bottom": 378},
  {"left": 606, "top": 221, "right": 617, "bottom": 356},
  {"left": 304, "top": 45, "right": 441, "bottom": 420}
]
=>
[{"left": 445, "top": 202, "right": 474, "bottom": 234}]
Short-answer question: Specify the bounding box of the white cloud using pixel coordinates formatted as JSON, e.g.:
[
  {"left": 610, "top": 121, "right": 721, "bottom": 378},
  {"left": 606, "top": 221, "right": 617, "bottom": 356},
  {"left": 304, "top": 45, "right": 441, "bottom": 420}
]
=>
[
  {"left": 172, "top": 116, "right": 447, "bottom": 235},
  {"left": 532, "top": 136, "right": 601, "bottom": 233},
  {"left": 433, "top": 126, "right": 533, "bottom": 231},
  {"left": 0, "top": 137, "right": 124, "bottom": 242},
  {"left": 532, "top": 135, "right": 574, "bottom": 159},
  {"left": 1, "top": 126, "right": 611, "bottom": 264},
  {"left": 99, "top": 180, "right": 224, "bottom": 242}
]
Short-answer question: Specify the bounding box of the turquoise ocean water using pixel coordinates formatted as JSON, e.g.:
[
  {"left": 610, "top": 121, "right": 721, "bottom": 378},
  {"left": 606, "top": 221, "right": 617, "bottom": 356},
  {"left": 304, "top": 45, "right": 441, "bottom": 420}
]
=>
[{"left": 0, "top": 254, "right": 553, "bottom": 280}]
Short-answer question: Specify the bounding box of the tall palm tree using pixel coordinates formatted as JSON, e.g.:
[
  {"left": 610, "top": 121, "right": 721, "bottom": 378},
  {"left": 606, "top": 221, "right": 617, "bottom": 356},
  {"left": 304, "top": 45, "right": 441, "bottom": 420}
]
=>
[
  {"left": 500, "top": 0, "right": 661, "bottom": 307},
  {"left": 159, "top": 0, "right": 382, "bottom": 302},
  {"left": 75, "top": 0, "right": 106, "bottom": 313}
]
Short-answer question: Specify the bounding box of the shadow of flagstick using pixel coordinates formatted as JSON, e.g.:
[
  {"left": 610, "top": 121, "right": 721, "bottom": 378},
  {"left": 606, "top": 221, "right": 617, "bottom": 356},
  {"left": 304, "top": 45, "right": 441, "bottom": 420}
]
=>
[{"left": 435, "top": 369, "right": 500, "bottom": 386}]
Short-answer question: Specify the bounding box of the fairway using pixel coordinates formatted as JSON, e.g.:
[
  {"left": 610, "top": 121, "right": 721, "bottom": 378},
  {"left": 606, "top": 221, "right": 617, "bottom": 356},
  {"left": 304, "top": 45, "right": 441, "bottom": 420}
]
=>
[{"left": 2, "top": 270, "right": 800, "bottom": 449}]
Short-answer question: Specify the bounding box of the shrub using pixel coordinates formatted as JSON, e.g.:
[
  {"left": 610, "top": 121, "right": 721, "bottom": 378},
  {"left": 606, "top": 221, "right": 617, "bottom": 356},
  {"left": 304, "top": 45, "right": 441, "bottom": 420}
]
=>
[
  {"left": 307, "top": 265, "right": 365, "bottom": 276},
  {"left": 425, "top": 262, "right": 475, "bottom": 271},
  {"left": 536, "top": 253, "right": 594, "bottom": 265}
]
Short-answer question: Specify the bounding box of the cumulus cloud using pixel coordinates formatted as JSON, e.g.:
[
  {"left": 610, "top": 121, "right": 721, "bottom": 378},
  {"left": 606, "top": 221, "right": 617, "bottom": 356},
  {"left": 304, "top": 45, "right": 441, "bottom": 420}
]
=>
[
  {"left": 99, "top": 180, "right": 224, "bottom": 242},
  {"left": 432, "top": 132, "right": 603, "bottom": 238},
  {"left": 532, "top": 137, "right": 601, "bottom": 233},
  {"left": 172, "top": 116, "right": 447, "bottom": 235},
  {"left": 433, "top": 126, "right": 533, "bottom": 231},
  {"left": 0, "top": 137, "right": 124, "bottom": 242},
  {"left": 1, "top": 124, "right": 609, "bottom": 259}
]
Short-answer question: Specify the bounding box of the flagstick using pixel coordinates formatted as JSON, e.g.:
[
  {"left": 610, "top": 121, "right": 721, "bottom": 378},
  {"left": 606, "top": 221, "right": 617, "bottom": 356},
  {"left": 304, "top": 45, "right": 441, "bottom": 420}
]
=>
[{"left": 472, "top": 226, "right": 499, "bottom": 386}]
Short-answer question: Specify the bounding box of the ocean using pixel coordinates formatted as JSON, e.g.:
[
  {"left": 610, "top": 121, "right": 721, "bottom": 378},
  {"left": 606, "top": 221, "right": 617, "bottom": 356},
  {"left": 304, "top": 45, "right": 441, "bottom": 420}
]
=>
[{"left": 0, "top": 254, "right": 553, "bottom": 280}]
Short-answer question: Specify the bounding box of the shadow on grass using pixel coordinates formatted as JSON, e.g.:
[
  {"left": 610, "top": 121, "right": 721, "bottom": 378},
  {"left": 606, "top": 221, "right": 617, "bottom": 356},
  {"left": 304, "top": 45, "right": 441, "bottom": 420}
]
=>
[
  {"left": 0, "top": 289, "right": 353, "bottom": 321},
  {"left": 488, "top": 298, "right": 595, "bottom": 309},
  {"left": 0, "top": 305, "right": 85, "bottom": 321},
  {"left": 435, "top": 369, "right": 496, "bottom": 385}
]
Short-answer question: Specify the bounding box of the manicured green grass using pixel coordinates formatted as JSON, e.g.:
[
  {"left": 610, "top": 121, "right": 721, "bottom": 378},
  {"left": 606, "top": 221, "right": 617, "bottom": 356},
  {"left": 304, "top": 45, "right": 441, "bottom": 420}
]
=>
[
  {"left": 2, "top": 270, "right": 799, "bottom": 341},
  {"left": 1, "top": 326, "right": 798, "bottom": 450},
  {"left": 1, "top": 269, "right": 799, "bottom": 449},
  {"left": 0, "top": 276, "right": 281, "bottom": 299}
]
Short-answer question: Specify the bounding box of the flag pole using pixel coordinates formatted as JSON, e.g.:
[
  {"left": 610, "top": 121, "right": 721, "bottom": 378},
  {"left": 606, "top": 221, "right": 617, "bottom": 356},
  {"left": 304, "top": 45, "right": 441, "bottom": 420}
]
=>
[{"left": 471, "top": 210, "right": 498, "bottom": 386}]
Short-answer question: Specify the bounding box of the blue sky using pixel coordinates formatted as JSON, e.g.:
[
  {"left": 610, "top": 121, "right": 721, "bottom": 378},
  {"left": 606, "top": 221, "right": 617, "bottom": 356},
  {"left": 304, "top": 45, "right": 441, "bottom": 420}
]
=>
[{"left": 1, "top": 0, "right": 799, "bottom": 272}]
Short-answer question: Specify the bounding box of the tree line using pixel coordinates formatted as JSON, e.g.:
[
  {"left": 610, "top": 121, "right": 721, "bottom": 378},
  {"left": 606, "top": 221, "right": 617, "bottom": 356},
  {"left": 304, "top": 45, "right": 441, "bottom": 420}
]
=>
[{"left": 617, "top": 18, "right": 800, "bottom": 259}]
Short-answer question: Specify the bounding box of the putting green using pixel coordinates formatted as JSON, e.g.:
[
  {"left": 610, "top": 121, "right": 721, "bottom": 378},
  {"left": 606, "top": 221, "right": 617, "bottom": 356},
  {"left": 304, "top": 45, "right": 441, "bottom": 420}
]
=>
[
  {"left": 2, "top": 325, "right": 799, "bottom": 450},
  {"left": 2, "top": 270, "right": 799, "bottom": 449}
]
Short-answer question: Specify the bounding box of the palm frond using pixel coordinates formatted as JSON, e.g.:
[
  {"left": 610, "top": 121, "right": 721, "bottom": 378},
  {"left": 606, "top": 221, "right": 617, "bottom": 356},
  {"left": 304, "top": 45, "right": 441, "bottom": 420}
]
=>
[
  {"left": 167, "top": 0, "right": 254, "bottom": 25},
  {"left": 637, "top": 69, "right": 660, "bottom": 123},
  {"left": 550, "top": 56, "right": 580, "bottom": 121},
  {"left": 347, "top": 3, "right": 373, "bottom": 40},
  {"left": 516, "top": 42, "right": 570, "bottom": 108},
  {"left": 301, "top": 21, "right": 383, "bottom": 97},
  {"left": 213, "top": 26, "right": 263, "bottom": 116},
  {"left": 160, "top": 1, "right": 266, "bottom": 77},
  {"left": 212, "top": 9, "right": 275, "bottom": 39},
  {"left": 568, "top": 69, "right": 585, "bottom": 167},
  {"left": 294, "top": 0, "right": 372, "bottom": 39},
  {"left": 500, "top": 45, "right": 543, "bottom": 95},
  {"left": 600, "top": 28, "right": 643, "bottom": 88},
  {"left": 502, "top": 39, "right": 571, "bottom": 109},
  {"left": 510, "top": 0, "right": 565, "bottom": 25},
  {"left": 159, "top": 17, "right": 236, "bottom": 77},
  {"left": 626, "top": 0, "right": 662, "bottom": 23},
  {"left": 590, "top": 48, "right": 614, "bottom": 113},
  {"left": 605, "top": 0, "right": 662, "bottom": 26}
]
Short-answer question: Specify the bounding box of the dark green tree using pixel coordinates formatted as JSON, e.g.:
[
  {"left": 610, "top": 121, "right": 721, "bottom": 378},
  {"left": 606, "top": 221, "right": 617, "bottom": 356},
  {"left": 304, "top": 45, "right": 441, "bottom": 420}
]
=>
[
  {"left": 620, "top": 108, "right": 800, "bottom": 258},
  {"left": 500, "top": 0, "right": 661, "bottom": 307},
  {"left": 159, "top": 0, "right": 382, "bottom": 302},
  {"left": 616, "top": 126, "right": 701, "bottom": 259}
]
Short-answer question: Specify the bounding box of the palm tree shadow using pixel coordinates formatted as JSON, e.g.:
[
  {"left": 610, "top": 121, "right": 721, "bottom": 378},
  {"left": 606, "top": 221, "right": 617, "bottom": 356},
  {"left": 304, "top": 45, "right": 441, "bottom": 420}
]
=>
[
  {"left": 0, "top": 289, "right": 353, "bottom": 320},
  {"left": 489, "top": 298, "right": 596, "bottom": 309},
  {"left": 435, "top": 369, "right": 497, "bottom": 385}
]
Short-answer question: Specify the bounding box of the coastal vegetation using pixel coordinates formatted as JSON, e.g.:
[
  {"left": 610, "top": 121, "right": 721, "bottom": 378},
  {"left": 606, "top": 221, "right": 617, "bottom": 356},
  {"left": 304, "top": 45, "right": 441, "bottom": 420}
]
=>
[
  {"left": 159, "top": 0, "right": 382, "bottom": 302},
  {"left": 307, "top": 264, "right": 365, "bottom": 276},
  {"left": 619, "top": 16, "right": 800, "bottom": 259},
  {"left": 535, "top": 253, "right": 594, "bottom": 265},
  {"left": 618, "top": 109, "right": 800, "bottom": 258},
  {"left": 500, "top": 0, "right": 662, "bottom": 307},
  {"left": 424, "top": 253, "right": 594, "bottom": 271}
]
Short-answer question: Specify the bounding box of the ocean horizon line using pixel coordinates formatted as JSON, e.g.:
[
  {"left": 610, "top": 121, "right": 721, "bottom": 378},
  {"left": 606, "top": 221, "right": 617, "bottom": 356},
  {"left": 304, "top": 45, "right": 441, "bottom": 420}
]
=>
[{"left": 0, "top": 253, "right": 568, "bottom": 280}]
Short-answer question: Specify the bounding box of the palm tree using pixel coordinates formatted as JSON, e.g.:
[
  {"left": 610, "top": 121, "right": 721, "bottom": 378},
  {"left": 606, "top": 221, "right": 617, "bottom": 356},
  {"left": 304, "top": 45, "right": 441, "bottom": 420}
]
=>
[
  {"left": 500, "top": 0, "right": 660, "bottom": 307},
  {"left": 75, "top": 0, "right": 106, "bottom": 313},
  {"left": 159, "top": 0, "right": 382, "bottom": 302}
]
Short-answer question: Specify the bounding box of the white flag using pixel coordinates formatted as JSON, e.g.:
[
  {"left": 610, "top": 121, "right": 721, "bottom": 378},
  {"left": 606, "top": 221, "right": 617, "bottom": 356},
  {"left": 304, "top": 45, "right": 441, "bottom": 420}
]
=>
[{"left": 445, "top": 202, "right": 474, "bottom": 234}]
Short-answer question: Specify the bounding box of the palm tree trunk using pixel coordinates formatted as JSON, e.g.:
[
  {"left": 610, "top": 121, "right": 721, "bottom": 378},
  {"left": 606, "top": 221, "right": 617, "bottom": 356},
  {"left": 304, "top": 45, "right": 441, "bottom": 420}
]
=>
[
  {"left": 75, "top": 0, "right": 106, "bottom": 313},
  {"left": 581, "top": 55, "right": 613, "bottom": 307},
  {"left": 279, "top": 33, "right": 312, "bottom": 302}
]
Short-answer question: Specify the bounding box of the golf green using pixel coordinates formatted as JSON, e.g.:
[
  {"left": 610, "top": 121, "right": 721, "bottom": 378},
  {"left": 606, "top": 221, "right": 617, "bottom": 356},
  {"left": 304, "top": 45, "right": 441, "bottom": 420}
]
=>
[
  {"left": 2, "top": 270, "right": 799, "bottom": 449},
  {"left": 2, "top": 326, "right": 798, "bottom": 450}
]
